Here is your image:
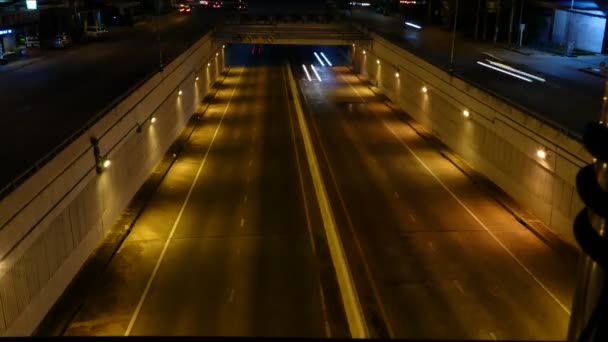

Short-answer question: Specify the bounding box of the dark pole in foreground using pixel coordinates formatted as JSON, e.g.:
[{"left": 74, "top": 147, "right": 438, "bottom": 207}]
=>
[
  {"left": 156, "top": 0, "right": 164, "bottom": 71},
  {"left": 568, "top": 77, "right": 608, "bottom": 341},
  {"left": 449, "top": 0, "right": 458, "bottom": 74}
]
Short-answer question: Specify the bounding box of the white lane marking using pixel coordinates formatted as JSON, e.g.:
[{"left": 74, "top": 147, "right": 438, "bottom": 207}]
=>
[
  {"left": 240, "top": 218, "right": 245, "bottom": 227},
  {"left": 286, "top": 65, "right": 368, "bottom": 338},
  {"left": 394, "top": 191, "right": 399, "bottom": 199},
  {"left": 124, "top": 68, "right": 244, "bottom": 336},
  {"left": 229, "top": 289, "right": 235, "bottom": 303},
  {"left": 409, "top": 213, "right": 416, "bottom": 222},
  {"left": 243, "top": 195, "right": 248, "bottom": 203},
  {"left": 339, "top": 70, "right": 571, "bottom": 316},
  {"left": 489, "top": 332, "right": 497, "bottom": 340},
  {"left": 428, "top": 242, "right": 436, "bottom": 252},
  {"left": 453, "top": 280, "right": 465, "bottom": 294}
]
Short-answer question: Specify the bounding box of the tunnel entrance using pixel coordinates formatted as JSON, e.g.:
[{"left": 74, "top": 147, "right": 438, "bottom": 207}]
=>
[{"left": 224, "top": 44, "right": 352, "bottom": 67}]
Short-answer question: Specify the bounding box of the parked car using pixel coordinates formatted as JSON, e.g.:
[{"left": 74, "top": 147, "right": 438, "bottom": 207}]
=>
[
  {"left": 85, "top": 26, "right": 109, "bottom": 40},
  {"left": 49, "top": 33, "right": 73, "bottom": 48}
]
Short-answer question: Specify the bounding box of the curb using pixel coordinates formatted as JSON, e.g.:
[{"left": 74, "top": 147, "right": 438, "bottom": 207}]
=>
[
  {"left": 33, "top": 67, "right": 231, "bottom": 336},
  {"left": 360, "top": 76, "right": 578, "bottom": 261},
  {"left": 499, "top": 45, "right": 534, "bottom": 56},
  {"left": 578, "top": 67, "right": 608, "bottom": 79},
  {"left": 0, "top": 56, "right": 45, "bottom": 74}
]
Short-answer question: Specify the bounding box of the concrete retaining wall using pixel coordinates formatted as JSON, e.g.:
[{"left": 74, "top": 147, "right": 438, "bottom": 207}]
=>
[
  {"left": 353, "top": 33, "right": 590, "bottom": 247},
  {"left": 0, "top": 33, "right": 225, "bottom": 336}
]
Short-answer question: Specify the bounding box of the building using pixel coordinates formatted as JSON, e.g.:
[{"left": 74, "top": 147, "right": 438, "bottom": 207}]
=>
[{"left": 0, "top": 0, "right": 40, "bottom": 60}]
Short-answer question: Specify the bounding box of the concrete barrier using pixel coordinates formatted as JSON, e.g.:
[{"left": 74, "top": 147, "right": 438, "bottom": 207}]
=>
[
  {"left": 0, "top": 32, "right": 225, "bottom": 336},
  {"left": 352, "top": 33, "right": 591, "bottom": 247}
]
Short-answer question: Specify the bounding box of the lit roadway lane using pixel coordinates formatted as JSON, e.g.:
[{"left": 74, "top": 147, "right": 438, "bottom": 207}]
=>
[
  {"left": 61, "top": 66, "right": 345, "bottom": 336},
  {"left": 295, "top": 64, "right": 578, "bottom": 340},
  {"left": 0, "top": 10, "right": 220, "bottom": 191}
]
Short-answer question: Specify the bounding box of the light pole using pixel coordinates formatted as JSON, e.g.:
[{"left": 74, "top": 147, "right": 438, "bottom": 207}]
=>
[
  {"left": 449, "top": 0, "right": 458, "bottom": 74},
  {"left": 517, "top": 0, "right": 525, "bottom": 47},
  {"left": 155, "top": 0, "right": 163, "bottom": 71},
  {"left": 474, "top": 0, "right": 481, "bottom": 40}
]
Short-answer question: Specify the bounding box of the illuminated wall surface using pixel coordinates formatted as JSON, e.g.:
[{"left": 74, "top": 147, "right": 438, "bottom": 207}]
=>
[
  {"left": 0, "top": 33, "right": 224, "bottom": 336},
  {"left": 354, "top": 34, "right": 591, "bottom": 246},
  {"left": 552, "top": 9, "right": 606, "bottom": 53}
]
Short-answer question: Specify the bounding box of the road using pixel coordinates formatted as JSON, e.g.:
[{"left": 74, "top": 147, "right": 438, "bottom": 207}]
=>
[
  {"left": 57, "top": 62, "right": 348, "bottom": 337},
  {"left": 0, "top": 9, "right": 220, "bottom": 193},
  {"left": 42, "top": 46, "right": 580, "bottom": 339},
  {"left": 292, "top": 58, "right": 578, "bottom": 339},
  {"left": 349, "top": 8, "right": 605, "bottom": 136}
]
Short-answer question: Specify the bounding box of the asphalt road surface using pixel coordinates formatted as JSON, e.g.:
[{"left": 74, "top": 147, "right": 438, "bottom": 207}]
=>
[
  {"left": 58, "top": 63, "right": 349, "bottom": 337},
  {"left": 349, "top": 8, "right": 605, "bottom": 136},
  {"left": 293, "top": 60, "right": 578, "bottom": 340},
  {"left": 47, "top": 47, "right": 578, "bottom": 339},
  {"left": 0, "top": 9, "right": 220, "bottom": 192}
]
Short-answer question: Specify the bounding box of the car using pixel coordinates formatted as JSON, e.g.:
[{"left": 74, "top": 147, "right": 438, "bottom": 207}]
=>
[
  {"left": 211, "top": 0, "right": 223, "bottom": 9},
  {"left": 177, "top": 4, "right": 192, "bottom": 13},
  {"left": 85, "top": 26, "right": 109, "bottom": 40},
  {"left": 50, "top": 33, "right": 73, "bottom": 48},
  {"left": 233, "top": 1, "right": 247, "bottom": 11}
]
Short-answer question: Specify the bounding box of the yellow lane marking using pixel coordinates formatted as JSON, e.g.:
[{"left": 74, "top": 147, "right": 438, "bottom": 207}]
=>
[{"left": 284, "top": 67, "right": 331, "bottom": 338}]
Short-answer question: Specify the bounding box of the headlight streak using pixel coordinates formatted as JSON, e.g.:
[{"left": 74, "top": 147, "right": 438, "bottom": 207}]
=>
[
  {"left": 486, "top": 60, "right": 546, "bottom": 82},
  {"left": 320, "top": 52, "right": 332, "bottom": 66},
  {"left": 310, "top": 64, "right": 322, "bottom": 82},
  {"left": 302, "top": 64, "right": 312, "bottom": 81},
  {"left": 476, "top": 61, "right": 533, "bottom": 83},
  {"left": 314, "top": 52, "right": 325, "bottom": 66},
  {"left": 405, "top": 22, "right": 422, "bottom": 29}
]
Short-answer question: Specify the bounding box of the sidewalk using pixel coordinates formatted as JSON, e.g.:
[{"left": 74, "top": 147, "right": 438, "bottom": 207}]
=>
[{"left": 0, "top": 55, "right": 45, "bottom": 74}]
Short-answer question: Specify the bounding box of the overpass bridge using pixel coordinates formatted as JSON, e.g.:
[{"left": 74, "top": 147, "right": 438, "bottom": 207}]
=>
[{"left": 212, "top": 23, "right": 371, "bottom": 46}]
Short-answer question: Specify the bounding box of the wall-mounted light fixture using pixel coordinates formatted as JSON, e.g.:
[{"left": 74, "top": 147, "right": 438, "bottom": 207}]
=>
[
  {"left": 536, "top": 149, "right": 547, "bottom": 159},
  {"left": 422, "top": 86, "right": 428, "bottom": 93},
  {"left": 463, "top": 109, "right": 470, "bottom": 118},
  {"left": 178, "top": 90, "right": 183, "bottom": 96}
]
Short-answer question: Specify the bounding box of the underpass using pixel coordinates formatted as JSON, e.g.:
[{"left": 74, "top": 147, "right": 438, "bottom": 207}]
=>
[{"left": 0, "top": 19, "right": 589, "bottom": 339}]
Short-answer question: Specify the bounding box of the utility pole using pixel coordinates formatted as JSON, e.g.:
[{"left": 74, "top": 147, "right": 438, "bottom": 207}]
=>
[
  {"left": 493, "top": 0, "right": 501, "bottom": 43},
  {"left": 568, "top": 70, "right": 608, "bottom": 342},
  {"left": 155, "top": 0, "right": 163, "bottom": 71},
  {"left": 449, "top": 0, "right": 458, "bottom": 74},
  {"left": 517, "top": 0, "right": 525, "bottom": 47},
  {"left": 474, "top": 0, "right": 481, "bottom": 39},
  {"left": 508, "top": 0, "right": 515, "bottom": 45}
]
